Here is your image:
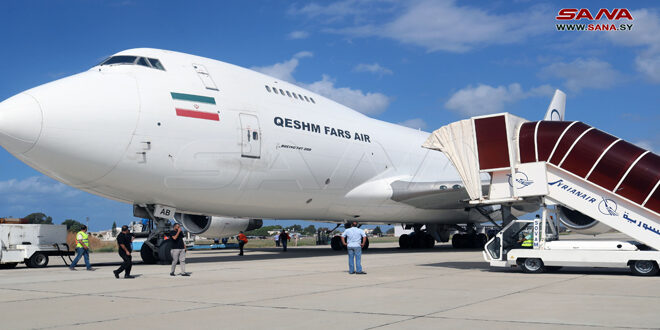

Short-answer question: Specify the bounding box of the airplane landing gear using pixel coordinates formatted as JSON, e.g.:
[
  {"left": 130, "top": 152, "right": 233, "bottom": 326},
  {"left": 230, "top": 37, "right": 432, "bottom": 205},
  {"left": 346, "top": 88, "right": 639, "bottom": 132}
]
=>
[
  {"left": 398, "top": 224, "right": 437, "bottom": 249},
  {"left": 330, "top": 235, "right": 370, "bottom": 251},
  {"left": 451, "top": 224, "right": 488, "bottom": 249},
  {"left": 134, "top": 204, "right": 174, "bottom": 264}
]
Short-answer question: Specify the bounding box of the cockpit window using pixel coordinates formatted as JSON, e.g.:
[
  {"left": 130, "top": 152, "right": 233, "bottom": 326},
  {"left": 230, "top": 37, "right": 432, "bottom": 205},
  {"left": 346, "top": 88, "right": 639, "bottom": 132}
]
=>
[
  {"left": 101, "top": 56, "right": 138, "bottom": 65},
  {"left": 136, "top": 57, "right": 150, "bottom": 67},
  {"left": 147, "top": 58, "right": 165, "bottom": 70},
  {"left": 98, "top": 56, "right": 166, "bottom": 71}
]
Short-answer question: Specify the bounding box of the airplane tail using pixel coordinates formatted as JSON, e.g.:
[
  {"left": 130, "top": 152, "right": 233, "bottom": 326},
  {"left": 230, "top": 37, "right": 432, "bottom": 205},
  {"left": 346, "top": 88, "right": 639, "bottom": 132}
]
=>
[{"left": 543, "top": 89, "right": 566, "bottom": 121}]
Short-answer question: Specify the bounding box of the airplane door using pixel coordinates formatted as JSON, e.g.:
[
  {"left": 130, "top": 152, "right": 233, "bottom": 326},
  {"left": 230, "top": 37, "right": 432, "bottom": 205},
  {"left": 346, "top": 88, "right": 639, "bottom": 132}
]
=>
[
  {"left": 239, "top": 113, "right": 261, "bottom": 159},
  {"left": 192, "top": 63, "right": 219, "bottom": 91}
]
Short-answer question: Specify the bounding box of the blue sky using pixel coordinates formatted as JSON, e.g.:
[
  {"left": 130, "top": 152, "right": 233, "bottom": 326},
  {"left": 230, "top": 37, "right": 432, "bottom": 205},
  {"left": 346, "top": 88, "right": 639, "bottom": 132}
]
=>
[{"left": 1, "top": 1, "right": 658, "bottom": 231}]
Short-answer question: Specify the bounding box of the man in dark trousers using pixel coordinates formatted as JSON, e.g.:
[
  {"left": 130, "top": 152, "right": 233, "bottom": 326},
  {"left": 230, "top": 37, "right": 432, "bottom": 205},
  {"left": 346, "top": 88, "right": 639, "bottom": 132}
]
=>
[
  {"left": 169, "top": 223, "right": 189, "bottom": 276},
  {"left": 237, "top": 231, "right": 248, "bottom": 256},
  {"left": 113, "top": 225, "right": 135, "bottom": 279},
  {"left": 279, "top": 229, "right": 290, "bottom": 252}
]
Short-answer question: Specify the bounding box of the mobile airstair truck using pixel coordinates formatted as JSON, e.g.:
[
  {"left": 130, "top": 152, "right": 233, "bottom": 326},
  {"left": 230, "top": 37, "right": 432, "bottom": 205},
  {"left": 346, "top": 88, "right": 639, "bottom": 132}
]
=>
[{"left": 423, "top": 100, "right": 660, "bottom": 276}]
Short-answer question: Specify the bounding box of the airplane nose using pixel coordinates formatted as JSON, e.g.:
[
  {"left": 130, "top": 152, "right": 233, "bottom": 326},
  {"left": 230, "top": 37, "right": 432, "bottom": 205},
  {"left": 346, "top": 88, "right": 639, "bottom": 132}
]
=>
[{"left": 0, "top": 93, "right": 43, "bottom": 154}]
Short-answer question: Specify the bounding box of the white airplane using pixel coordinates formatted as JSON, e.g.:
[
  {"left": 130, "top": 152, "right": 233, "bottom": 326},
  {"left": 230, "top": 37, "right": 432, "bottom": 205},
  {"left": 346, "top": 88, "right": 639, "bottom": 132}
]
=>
[{"left": 0, "top": 48, "right": 562, "bottom": 263}]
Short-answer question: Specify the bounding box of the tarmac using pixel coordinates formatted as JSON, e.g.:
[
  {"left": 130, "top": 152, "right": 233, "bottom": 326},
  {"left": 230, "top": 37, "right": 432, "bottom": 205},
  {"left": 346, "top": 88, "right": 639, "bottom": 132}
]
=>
[{"left": 0, "top": 240, "right": 659, "bottom": 330}]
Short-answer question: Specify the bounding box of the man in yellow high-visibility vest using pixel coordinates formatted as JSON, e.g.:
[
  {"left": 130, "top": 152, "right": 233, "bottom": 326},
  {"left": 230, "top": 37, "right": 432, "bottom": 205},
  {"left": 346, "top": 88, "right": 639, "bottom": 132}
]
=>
[{"left": 70, "top": 225, "right": 94, "bottom": 271}]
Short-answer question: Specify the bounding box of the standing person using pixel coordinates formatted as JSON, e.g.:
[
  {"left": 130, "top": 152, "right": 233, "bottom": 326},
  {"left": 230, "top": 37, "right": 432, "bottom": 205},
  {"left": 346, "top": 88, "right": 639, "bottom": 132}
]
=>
[
  {"left": 274, "top": 233, "right": 280, "bottom": 247},
  {"left": 341, "top": 221, "right": 367, "bottom": 275},
  {"left": 294, "top": 233, "right": 299, "bottom": 246},
  {"left": 237, "top": 231, "right": 248, "bottom": 256},
  {"left": 279, "top": 229, "right": 290, "bottom": 252},
  {"left": 70, "top": 225, "right": 94, "bottom": 271},
  {"left": 113, "top": 225, "right": 134, "bottom": 279},
  {"left": 169, "top": 223, "right": 190, "bottom": 276}
]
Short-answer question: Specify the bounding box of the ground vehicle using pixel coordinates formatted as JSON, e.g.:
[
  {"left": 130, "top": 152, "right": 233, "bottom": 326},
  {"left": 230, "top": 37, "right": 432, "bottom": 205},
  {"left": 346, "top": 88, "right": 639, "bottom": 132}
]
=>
[
  {"left": 483, "top": 216, "right": 660, "bottom": 275},
  {"left": 0, "top": 224, "right": 73, "bottom": 268}
]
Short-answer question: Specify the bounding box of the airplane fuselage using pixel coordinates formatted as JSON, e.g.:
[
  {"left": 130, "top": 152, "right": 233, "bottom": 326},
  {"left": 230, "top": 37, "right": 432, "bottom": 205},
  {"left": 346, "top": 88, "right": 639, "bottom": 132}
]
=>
[{"left": 0, "top": 49, "right": 481, "bottom": 225}]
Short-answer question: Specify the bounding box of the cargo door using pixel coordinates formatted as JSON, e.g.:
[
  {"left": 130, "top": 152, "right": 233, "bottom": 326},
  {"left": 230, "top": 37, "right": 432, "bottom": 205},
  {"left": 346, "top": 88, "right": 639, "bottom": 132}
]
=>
[
  {"left": 192, "top": 63, "right": 218, "bottom": 91},
  {"left": 239, "top": 113, "right": 261, "bottom": 159}
]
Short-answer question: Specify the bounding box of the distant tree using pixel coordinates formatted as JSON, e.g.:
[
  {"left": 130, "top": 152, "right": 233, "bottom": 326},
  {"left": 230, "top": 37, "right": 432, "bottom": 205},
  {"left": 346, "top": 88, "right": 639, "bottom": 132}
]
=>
[
  {"left": 288, "top": 224, "right": 303, "bottom": 233},
  {"left": 61, "top": 219, "right": 84, "bottom": 232},
  {"left": 372, "top": 226, "right": 382, "bottom": 236},
  {"left": 24, "top": 212, "right": 53, "bottom": 224},
  {"left": 245, "top": 225, "right": 283, "bottom": 237},
  {"left": 303, "top": 225, "right": 316, "bottom": 235},
  {"left": 112, "top": 221, "right": 117, "bottom": 237},
  {"left": 386, "top": 227, "right": 395, "bottom": 235}
]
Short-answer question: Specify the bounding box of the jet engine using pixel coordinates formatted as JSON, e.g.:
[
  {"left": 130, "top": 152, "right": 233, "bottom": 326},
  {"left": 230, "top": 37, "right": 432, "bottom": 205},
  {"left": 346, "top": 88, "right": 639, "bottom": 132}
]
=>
[
  {"left": 557, "top": 206, "right": 613, "bottom": 235},
  {"left": 174, "top": 213, "right": 262, "bottom": 238}
]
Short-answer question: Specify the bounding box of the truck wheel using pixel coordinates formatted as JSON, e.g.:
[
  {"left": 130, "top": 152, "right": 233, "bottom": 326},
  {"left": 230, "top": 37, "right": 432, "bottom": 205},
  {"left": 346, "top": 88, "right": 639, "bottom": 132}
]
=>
[
  {"left": 27, "top": 253, "right": 49, "bottom": 268},
  {"left": 630, "top": 260, "right": 659, "bottom": 276},
  {"left": 0, "top": 263, "right": 18, "bottom": 269},
  {"left": 519, "top": 258, "right": 545, "bottom": 273}
]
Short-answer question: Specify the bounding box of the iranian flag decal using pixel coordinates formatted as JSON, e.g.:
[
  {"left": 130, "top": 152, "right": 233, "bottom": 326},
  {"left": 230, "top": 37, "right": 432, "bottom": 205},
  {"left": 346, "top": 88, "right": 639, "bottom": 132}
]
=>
[{"left": 171, "top": 92, "right": 219, "bottom": 121}]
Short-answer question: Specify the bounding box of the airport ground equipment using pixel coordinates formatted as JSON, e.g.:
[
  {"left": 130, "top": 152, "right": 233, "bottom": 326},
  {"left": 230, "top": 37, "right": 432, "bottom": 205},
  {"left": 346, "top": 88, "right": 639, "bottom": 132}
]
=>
[
  {"left": 0, "top": 224, "right": 73, "bottom": 268},
  {"left": 424, "top": 113, "right": 660, "bottom": 275},
  {"left": 484, "top": 213, "right": 660, "bottom": 275}
]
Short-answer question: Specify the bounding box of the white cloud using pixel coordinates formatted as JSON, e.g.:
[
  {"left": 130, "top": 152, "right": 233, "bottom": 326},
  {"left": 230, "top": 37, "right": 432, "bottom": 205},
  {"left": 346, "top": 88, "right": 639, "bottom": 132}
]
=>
[
  {"left": 605, "top": 9, "right": 660, "bottom": 82},
  {"left": 353, "top": 63, "right": 393, "bottom": 75},
  {"left": 398, "top": 118, "right": 427, "bottom": 130},
  {"left": 539, "top": 58, "right": 622, "bottom": 92},
  {"left": 445, "top": 83, "right": 553, "bottom": 116},
  {"left": 287, "top": 30, "right": 310, "bottom": 40},
  {"left": 253, "top": 53, "right": 391, "bottom": 115},
  {"left": 0, "top": 176, "right": 80, "bottom": 205},
  {"left": 319, "top": 0, "right": 550, "bottom": 53},
  {"left": 306, "top": 75, "right": 390, "bottom": 115},
  {"left": 251, "top": 51, "right": 313, "bottom": 82}
]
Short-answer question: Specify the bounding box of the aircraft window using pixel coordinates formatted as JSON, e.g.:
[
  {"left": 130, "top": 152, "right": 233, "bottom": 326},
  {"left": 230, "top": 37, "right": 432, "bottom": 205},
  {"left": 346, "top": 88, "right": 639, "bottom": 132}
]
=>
[
  {"left": 101, "top": 56, "right": 138, "bottom": 66},
  {"left": 273, "top": 87, "right": 278, "bottom": 94},
  {"left": 310, "top": 97, "right": 316, "bottom": 104},
  {"left": 253, "top": 131, "right": 259, "bottom": 140},
  {"left": 286, "top": 91, "right": 292, "bottom": 97},
  {"left": 265, "top": 85, "right": 271, "bottom": 92},
  {"left": 279, "top": 89, "right": 285, "bottom": 96},
  {"left": 147, "top": 58, "right": 165, "bottom": 70},
  {"left": 452, "top": 184, "right": 462, "bottom": 189},
  {"left": 136, "top": 57, "right": 150, "bottom": 67},
  {"left": 293, "top": 93, "right": 298, "bottom": 100},
  {"left": 303, "top": 96, "right": 309, "bottom": 102},
  {"left": 298, "top": 93, "right": 304, "bottom": 100}
]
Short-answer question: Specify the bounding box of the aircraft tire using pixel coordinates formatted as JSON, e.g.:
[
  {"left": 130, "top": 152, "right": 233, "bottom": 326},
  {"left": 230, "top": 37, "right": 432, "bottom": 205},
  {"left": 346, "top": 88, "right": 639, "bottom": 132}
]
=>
[
  {"left": 158, "top": 239, "right": 174, "bottom": 263},
  {"left": 423, "top": 234, "right": 435, "bottom": 249},
  {"left": 330, "top": 236, "right": 344, "bottom": 251},
  {"left": 398, "top": 234, "right": 411, "bottom": 249},
  {"left": 451, "top": 234, "right": 464, "bottom": 248},
  {"left": 363, "top": 237, "right": 369, "bottom": 250},
  {"left": 140, "top": 242, "right": 158, "bottom": 264},
  {"left": 476, "top": 233, "right": 488, "bottom": 248}
]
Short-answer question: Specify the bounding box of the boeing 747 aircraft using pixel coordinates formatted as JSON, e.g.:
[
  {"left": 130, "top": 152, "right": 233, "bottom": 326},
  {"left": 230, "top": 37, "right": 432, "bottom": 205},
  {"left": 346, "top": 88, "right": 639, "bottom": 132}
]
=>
[{"left": 0, "top": 48, "right": 554, "bottom": 262}]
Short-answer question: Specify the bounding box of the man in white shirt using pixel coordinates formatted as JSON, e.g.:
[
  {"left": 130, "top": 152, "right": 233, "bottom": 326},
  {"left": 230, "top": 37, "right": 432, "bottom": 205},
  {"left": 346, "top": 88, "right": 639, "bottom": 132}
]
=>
[{"left": 341, "top": 221, "right": 367, "bottom": 274}]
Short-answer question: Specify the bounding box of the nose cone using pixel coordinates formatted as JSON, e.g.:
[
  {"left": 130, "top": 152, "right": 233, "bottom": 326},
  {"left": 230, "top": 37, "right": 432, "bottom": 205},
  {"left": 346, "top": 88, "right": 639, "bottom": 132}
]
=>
[{"left": 0, "top": 93, "right": 43, "bottom": 154}]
